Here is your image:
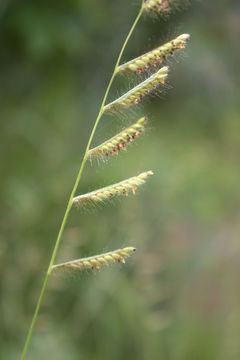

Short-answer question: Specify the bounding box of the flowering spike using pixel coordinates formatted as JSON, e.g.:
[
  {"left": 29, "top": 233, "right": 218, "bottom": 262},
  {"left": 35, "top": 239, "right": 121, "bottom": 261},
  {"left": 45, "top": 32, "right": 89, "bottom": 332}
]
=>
[
  {"left": 72, "top": 171, "right": 154, "bottom": 207},
  {"left": 52, "top": 247, "right": 137, "bottom": 272},
  {"left": 104, "top": 67, "right": 168, "bottom": 112},
  {"left": 144, "top": 0, "right": 170, "bottom": 13},
  {"left": 117, "top": 34, "right": 190, "bottom": 74},
  {"left": 87, "top": 117, "right": 147, "bottom": 161}
]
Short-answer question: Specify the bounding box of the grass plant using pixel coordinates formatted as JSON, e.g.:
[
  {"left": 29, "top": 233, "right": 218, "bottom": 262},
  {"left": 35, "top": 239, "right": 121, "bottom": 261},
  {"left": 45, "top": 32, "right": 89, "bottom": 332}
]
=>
[{"left": 21, "top": 1, "right": 190, "bottom": 358}]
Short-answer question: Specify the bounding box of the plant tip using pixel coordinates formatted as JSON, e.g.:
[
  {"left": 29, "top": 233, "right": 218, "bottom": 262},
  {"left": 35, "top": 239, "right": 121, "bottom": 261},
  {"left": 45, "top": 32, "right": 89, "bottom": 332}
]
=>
[{"left": 144, "top": 0, "right": 170, "bottom": 14}]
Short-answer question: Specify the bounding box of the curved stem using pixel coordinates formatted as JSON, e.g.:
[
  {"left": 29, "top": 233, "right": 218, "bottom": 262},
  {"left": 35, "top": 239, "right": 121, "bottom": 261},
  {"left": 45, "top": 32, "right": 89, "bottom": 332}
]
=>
[{"left": 21, "top": 2, "right": 145, "bottom": 359}]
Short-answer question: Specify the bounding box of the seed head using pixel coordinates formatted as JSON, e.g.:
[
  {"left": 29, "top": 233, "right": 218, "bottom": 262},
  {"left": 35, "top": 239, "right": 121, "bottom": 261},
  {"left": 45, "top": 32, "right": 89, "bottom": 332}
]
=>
[
  {"left": 87, "top": 117, "right": 147, "bottom": 161},
  {"left": 117, "top": 34, "right": 190, "bottom": 74},
  {"left": 104, "top": 67, "right": 168, "bottom": 113},
  {"left": 72, "top": 171, "right": 154, "bottom": 207},
  {"left": 144, "top": 0, "right": 170, "bottom": 13},
  {"left": 52, "top": 247, "right": 137, "bottom": 272}
]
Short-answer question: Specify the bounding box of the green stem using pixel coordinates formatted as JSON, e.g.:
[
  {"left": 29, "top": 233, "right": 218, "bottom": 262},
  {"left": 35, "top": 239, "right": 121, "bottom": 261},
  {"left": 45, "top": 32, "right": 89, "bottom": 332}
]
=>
[{"left": 21, "top": 2, "right": 145, "bottom": 359}]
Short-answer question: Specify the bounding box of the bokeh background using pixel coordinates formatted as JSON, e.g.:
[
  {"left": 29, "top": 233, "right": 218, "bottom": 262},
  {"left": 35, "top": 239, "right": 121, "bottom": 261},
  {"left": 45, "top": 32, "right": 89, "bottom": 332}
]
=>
[{"left": 1, "top": 0, "right": 240, "bottom": 359}]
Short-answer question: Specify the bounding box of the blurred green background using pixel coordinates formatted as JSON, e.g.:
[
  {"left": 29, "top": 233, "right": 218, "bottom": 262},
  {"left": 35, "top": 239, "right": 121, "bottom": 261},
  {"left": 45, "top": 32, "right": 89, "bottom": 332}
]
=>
[{"left": 1, "top": 0, "right": 240, "bottom": 359}]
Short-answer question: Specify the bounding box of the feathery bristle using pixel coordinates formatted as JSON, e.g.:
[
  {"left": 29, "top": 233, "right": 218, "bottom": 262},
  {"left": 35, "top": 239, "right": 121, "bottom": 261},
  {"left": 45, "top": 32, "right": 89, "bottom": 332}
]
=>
[
  {"left": 72, "top": 171, "right": 154, "bottom": 206},
  {"left": 104, "top": 67, "right": 168, "bottom": 113},
  {"left": 117, "top": 34, "right": 190, "bottom": 74},
  {"left": 52, "top": 247, "right": 137, "bottom": 272},
  {"left": 87, "top": 117, "right": 147, "bottom": 161}
]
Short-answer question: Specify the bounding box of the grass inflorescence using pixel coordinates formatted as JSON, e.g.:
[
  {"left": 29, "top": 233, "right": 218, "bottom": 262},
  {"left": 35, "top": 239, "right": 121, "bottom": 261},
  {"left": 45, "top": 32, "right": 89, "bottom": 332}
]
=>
[
  {"left": 52, "top": 247, "right": 137, "bottom": 272},
  {"left": 88, "top": 117, "right": 147, "bottom": 161},
  {"left": 117, "top": 34, "right": 190, "bottom": 74},
  {"left": 21, "top": 1, "right": 190, "bottom": 358},
  {"left": 72, "top": 171, "right": 153, "bottom": 207},
  {"left": 104, "top": 67, "right": 168, "bottom": 113},
  {"left": 144, "top": 0, "right": 170, "bottom": 14}
]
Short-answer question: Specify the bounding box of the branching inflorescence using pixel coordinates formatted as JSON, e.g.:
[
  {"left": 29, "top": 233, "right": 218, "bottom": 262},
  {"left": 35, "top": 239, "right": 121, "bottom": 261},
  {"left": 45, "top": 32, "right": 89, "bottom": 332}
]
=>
[{"left": 21, "top": 1, "right": 190, "bottom": 358}]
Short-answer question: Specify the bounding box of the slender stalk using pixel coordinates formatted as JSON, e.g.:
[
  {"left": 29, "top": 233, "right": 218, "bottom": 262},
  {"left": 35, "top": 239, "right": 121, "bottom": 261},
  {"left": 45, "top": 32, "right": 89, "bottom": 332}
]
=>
[{"left": 21, "top": 2, "right": 145, "bottom": 359}]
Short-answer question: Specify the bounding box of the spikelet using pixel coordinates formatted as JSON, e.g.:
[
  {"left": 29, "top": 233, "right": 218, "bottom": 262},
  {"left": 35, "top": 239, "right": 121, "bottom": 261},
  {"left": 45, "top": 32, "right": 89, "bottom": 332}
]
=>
[
  {"left": 117, "top": 34, "right": 190, "bottom": 74},
  {"left": 144, "top": 0, "right": 170, "bottom": 13},
  {"left": 104, "top": 67, "right": 168, "bottom": 113},
  {"left": 87, "top": 117, "right": 147, "bottom": 161},
  {"left": 72, "top": 171, "right": 153, "bottom": 207},
  {"left": 52, "top": 247, "right": 136, "bottom": 272}
]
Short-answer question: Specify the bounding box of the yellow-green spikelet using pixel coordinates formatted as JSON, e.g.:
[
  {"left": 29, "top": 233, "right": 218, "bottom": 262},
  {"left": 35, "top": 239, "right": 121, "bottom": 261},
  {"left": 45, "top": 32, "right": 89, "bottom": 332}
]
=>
[
  {"left": 87, "top": 117, "right": 147, "bottom": 160},
  {"left": 72, "top": 171, "right": 153, "bottom": 206},
  {"left": 104, "top": 67, "right": 168, "bottom": 112},
  {"left": 117, "top": 34, "right": 190, "bottom": 74},
  {"left": 52, "top": 247, "right": 136, "bottom": 272}
]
